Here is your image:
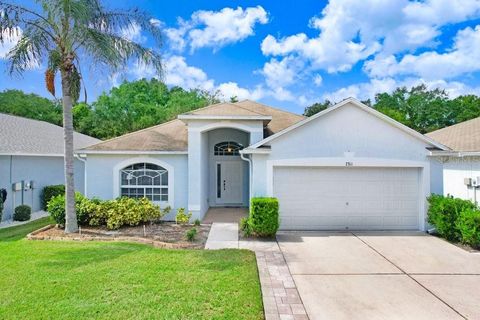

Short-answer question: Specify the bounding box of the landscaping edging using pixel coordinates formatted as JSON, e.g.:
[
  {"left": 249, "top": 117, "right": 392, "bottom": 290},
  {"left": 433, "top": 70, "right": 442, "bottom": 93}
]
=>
[{"left": 27, "top": 224, "right": 204, "bottom": 249}]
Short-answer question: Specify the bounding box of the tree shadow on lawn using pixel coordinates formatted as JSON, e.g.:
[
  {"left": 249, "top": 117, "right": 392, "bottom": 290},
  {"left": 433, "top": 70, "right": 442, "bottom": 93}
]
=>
[{"left": 39, "top": 242, "right": 149, "bottom": 270}]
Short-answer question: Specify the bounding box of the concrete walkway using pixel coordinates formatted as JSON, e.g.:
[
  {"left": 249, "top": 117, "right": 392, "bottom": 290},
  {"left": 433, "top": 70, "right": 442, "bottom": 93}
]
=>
[
  {"left": 205, "top": 222, "right": 239, "bottom": 249},
  {"left": 0, "top": 210, "right": 49, "bottom": 229}
]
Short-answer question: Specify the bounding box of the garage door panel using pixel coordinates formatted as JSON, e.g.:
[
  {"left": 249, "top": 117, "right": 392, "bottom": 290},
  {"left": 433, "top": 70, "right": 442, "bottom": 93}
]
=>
[{"left": 274, "top": 167, "right": 420, "bottom": 230}]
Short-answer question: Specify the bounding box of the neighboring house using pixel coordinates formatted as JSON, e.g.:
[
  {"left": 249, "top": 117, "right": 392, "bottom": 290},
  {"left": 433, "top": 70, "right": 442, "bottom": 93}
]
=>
[
  {"left": 78, "top": 98, "right": 447, "bottom": 231},
  {"left": 0, "top": 113, "right": 99, "bottom": 220},
  {"left": 427, "top": 117, "right": 480, "bottom": 203}
]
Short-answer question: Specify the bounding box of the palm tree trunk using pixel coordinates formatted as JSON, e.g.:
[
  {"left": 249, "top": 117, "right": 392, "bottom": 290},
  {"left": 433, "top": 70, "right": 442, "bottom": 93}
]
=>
[{"left": 61, "top": 68, "right": 78, "bottom": 233}]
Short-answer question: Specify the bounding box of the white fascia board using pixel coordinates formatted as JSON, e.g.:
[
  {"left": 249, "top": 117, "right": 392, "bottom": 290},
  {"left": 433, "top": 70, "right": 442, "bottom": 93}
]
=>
[
  {"left": 75, "top": 150, "right": 188, "bottom": 155},
  {"left": 240, "top": 148, "right": 271, "bottom": 154},
  {"left": 0, "top": 152, "right": 63, "bottom": 157},
  {"left": 248, "top": 97, "right": 449, "bottom": 151},
  {"left": 177, "top": 115, "right": 272, "bottom": 121}
]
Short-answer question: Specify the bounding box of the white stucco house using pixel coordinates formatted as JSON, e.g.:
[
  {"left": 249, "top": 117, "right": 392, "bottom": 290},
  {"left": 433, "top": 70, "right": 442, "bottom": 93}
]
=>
[
  {"left": 0, "top": 113, "right": 99, "bottom": 221},
  {"left": 427, "top": 117, "right": 480, "bottom": 203},
  {"left": 78, "top": 98, "right": 448, "bottom": 231}
]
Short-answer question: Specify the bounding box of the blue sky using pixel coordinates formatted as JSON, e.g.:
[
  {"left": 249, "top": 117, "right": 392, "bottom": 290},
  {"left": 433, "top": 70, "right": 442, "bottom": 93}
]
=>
[{"left": 2, "top": 0, "right": 480, "bottom": 114}]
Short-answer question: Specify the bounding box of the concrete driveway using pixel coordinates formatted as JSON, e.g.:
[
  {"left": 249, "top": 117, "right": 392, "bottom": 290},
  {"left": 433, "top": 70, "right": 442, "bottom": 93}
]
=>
[{"left": 277, "top": 232, "right": 480, "bottom": 320}]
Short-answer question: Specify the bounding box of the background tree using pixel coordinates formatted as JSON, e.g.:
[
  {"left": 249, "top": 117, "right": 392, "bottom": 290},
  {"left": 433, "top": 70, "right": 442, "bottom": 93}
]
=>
[
  {"left": 0, "top": 89, "right": 62, "bottom": 124},
  {"left": 0, "top": 0, "right": 163, "bottom": 233},
  {"left": 303, "top": 100, "right": 333, "bottom": 116},
  {"left": 75, "top": 79, "right": 219, "bottom": 139},
  {"left": 304, "top": 85, "right": 480, "bottom": 134}
]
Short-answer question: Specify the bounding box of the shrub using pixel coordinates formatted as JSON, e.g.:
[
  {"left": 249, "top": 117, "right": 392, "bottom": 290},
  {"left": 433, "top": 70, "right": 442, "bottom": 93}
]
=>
[
  {"left": 0, "top": 201, "right": 3, "bottom": 222},
  {"left": 249, "top": 197, "right": 279, "bottom": 237},
  {"left": 89, "top": 197, "right": 165, "bottom": 230},
  {"left": 456, "top": 208, "right": 480, "bottom": 248},
  {"left": 175, "top": 208, "right": 192, "bottom": 224},
  {"left": 47, "top": 192, "right": 94, "bottom": 226},
  {"left": 42, "top": 185, "right": 65, "bottom": 210},
  {"left": 427, "top": 194, "right": 476, "bottom": 241},
  {"left": 240, "top": 217, "right": 252, "bottom": 237},
  {"left": 186, "top": 227, "right": 197, "bottom": 241},
  {"left": 13, "top": 205, "right": 31, "bottom": 221},
  {"left": 194, "top": 218, "right": 201, "bottom": 226}
]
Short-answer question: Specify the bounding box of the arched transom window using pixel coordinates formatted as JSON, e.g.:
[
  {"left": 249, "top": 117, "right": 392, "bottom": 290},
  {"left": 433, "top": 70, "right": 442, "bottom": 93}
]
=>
[
  {"left": 214, "top": 141, "right": 244, "bottom": 156},
  {"left": 120, "top": 163, "right": 168, "bottom": 202}
]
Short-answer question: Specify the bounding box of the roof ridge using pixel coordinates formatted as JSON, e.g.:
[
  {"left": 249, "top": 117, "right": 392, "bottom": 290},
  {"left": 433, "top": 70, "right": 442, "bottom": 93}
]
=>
[
  {"left": 236, "top": 99, "right": 305, "bottom": 118},
  {"left": 82, "top": 118, "right": 182, "bottom": 150},
  {"left": 179, "top": 101, "right": 234, "bottom": 115}
]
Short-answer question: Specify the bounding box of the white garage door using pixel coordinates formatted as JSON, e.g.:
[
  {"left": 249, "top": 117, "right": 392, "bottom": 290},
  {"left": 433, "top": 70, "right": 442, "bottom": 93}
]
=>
[{"left": 273, "top": 167, "right": 420, "bottom": 230}]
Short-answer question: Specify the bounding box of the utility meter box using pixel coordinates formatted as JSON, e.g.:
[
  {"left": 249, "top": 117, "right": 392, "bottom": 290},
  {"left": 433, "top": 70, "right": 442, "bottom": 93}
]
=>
[
  {"left": 12, "top": 182, "right": 22, "bottom": 191},
  {"left": 24, "top": 180, "right": 31, "bottom": 190},
  {"left": 472, "top": 177, "right": 480, "bottom": 187},
  {"left": 465, "top": 178, "right": 472, "bottom": 187}
]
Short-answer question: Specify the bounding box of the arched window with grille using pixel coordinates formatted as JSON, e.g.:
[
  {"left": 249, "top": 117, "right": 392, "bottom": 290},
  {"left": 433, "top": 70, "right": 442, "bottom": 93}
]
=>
[
  {"left": 213, "top": 141, "right": 244, "bottom": 156},
  {"left": 120, "top": 163, "right": 168, "bottom": 202}
]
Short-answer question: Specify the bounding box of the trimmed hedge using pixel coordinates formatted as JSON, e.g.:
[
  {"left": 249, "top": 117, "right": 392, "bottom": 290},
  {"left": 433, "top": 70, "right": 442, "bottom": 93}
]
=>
[
  {"left": 42, "top": 185, "right": 65, "bottom": 210},
  {"left": 14, "top": 205, "right": 31, "bottom": 221},
  {"left": 249, "top": 197, "right": 279, "bottom": 237},
  {"left": 427, "top": 194, "right": 476, "bottom": 241},
  {"left": 47, "top": 193, "right": 168, "bottom": 230},
  {"left": 456, "top": 208, "right": 480, "bottom": 248}
]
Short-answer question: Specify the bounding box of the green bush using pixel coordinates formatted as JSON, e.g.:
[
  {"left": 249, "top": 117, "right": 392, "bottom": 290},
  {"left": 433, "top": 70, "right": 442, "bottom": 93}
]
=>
[
  {"left": 47, "top": 192, "right": 94, "bottom": 226},
  {"left": 13, "top": 205, "right": 31, "bottom": 221},
  {"left": 89, "top": 197, "right": 165, "bottom": 230},
  {"left": 175, "top": 208, "right": 192, "bottom": 224},
  {"left": 186, "top": 227, "right": 197, "bottom": 241},
  {"left": 249, "top": 197, "right": 279, "bottom": 237},
  {"left": 240, "top": 217, "right": 252, "bottom": 237},
  {"left": 427, "top": 194, "right": 476, "bottom": 241},
  {"left": 194, "top": 218, "right": 201, "bottom": 226},
  {"left": 42, "top": 185, "right": 65, "bottom": 210},
  {"left": 456, "top": 208, "right": 480, "bottom": 248}
]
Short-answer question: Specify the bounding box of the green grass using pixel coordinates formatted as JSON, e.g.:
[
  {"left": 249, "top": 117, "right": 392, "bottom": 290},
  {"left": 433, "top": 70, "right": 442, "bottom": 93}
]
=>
[{"left": 0, "top": 219, "right": 263, "bottom": 320}]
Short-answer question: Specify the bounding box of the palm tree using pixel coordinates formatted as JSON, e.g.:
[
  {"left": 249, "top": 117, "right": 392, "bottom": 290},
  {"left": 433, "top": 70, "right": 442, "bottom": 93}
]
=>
[{"left": 0, "top": 0, "right": 163, "bottom": 233}]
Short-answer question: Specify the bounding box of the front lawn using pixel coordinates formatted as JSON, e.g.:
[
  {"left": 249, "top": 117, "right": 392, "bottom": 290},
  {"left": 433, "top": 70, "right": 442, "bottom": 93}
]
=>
[{"left": 0, "top": 219, "right": 263, "bottom": 319}]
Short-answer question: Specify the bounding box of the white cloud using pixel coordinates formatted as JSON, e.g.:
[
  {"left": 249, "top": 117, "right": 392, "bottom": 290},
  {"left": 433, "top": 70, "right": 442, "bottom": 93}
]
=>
[
  {"left": 166, "top": 6, "right": 269, "bottom": 52},
  {"left": 321, "top": 77, "right": 480, "bottom": 103},
  {"left": 313, "top": 74, "right": 323, "bottom": 87},
  {"left": 365, "top": 25, "right": 480, "bottom": 80},
  {"left": 0, "top": 27, "right": 22, "bottom": 59},
  {"left": 164, "top": 56, "right": 215, "bottom": 91},
  {"left": 217, "top": 82, "right": 265, "bottom": 101},
  {"left": 261, "top": 56, "right": 303, "bottom": 89},
  {"left": 261, "top": 0, "right": 480, "bottom": 74},
  {"left": 120, "top": 23, "right": 146, "bottom": 43}
]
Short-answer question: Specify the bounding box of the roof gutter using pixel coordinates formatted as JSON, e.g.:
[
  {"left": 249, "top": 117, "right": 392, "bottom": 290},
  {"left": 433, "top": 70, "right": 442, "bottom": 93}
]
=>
[
  {"left": 75, "top": 150, "right": 188, "bottom": 155},
  {"left": 429, "top": 150, "right": 480, "bottom": 157}
]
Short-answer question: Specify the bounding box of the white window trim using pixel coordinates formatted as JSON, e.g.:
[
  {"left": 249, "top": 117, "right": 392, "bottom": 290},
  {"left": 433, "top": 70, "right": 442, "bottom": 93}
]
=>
[{"left": 113, "top": 157, "right": 174, "bottom": 208}]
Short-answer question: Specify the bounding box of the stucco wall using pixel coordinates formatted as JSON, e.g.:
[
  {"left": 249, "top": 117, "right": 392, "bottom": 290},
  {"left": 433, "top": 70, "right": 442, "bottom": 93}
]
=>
[
  {"left": 442, "top": 157, "right": 480, "bottom": 202},
  {"left": 0, "top": 155, "right": 85, "bottom": 221},
  {"left": 85, "top": 153, "right": 188, "bottom": 221},
  {"left": 247, "top": 103, "right": 446, "bottom": 231}
]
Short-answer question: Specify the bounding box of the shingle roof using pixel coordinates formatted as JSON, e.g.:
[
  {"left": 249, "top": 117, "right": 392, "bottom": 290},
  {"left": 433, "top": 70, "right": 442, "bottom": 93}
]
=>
[
  {"left": 82, "top": 100, "right": 305, "bottom": 152},
  {"left": 0, "top": 113, "right": 100, "bottom": 155},
  {"left": 426, "top": 117, "right": 480, "bottom": 151}
]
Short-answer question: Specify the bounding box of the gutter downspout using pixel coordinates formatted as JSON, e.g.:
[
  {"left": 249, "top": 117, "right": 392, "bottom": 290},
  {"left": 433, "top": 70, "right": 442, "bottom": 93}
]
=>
[
  {"left": 75, "top": 154, "right": 87, "bottom": 196},
  {"left": 240, "top": 152, "right": 252, "bottom": 207}
]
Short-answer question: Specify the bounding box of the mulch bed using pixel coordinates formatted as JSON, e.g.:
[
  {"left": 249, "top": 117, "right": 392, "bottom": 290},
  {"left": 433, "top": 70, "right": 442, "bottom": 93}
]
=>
[{"left": 28, "top": 222, "right": 211, "bottom": 249}]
